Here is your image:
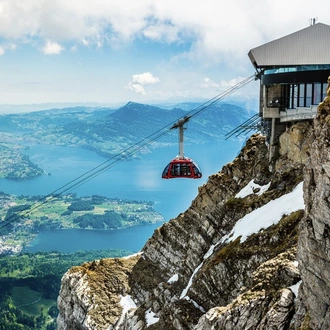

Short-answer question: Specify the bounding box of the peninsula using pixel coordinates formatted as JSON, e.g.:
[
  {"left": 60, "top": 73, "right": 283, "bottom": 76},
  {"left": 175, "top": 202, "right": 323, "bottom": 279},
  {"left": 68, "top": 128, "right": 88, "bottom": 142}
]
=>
[{"left": 0, "top": 192, "right": 164, "bottom": 255}]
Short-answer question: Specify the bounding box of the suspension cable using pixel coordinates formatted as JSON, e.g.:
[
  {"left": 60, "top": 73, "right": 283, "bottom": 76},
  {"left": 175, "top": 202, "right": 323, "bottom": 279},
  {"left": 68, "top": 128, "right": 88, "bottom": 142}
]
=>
[{"left": 0, "top": 73, "right": 257, "bottom": 231}]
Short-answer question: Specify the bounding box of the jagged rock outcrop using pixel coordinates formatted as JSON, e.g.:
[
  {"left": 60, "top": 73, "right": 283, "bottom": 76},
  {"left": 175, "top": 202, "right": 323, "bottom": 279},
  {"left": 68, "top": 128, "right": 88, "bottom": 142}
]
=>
[
  {"left": 58, "top": 121, "right": 317, "bottom": 329},
  {"left": 57, "top": 256, "right": 140, "bottom": 330},
  {"left": 277, "top": 121, "right": 313, "bottom": 169},
  {"left": 195, "top": 248, "right": 299, "bottom": 330}
]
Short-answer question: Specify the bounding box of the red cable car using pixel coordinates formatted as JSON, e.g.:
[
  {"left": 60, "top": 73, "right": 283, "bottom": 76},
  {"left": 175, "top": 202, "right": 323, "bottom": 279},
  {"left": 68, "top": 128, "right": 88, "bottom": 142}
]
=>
[
  {"left": 162, "top": 156, "right": 202, "bottom": 179},
  {"left": 162, "top": 117, "right": 202, "bottom": 179}
]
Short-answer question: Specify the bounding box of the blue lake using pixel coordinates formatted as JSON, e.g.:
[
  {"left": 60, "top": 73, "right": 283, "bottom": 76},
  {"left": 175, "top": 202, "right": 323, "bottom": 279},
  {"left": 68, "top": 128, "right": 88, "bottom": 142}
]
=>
[
  {"left": 0, "top": 139, "right": 244, "bottom": 253},
  {"left": 25, "top": 224, "right": 162, "bottom": 254}
]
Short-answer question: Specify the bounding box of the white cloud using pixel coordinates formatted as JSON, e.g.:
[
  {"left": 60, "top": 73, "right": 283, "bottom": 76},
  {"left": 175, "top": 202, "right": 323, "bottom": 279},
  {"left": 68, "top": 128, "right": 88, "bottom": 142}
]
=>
[
  {"left": 0, "top": 0, "right": 328, "bottom": 104},
  {"left": 143, "top": 23, "right": 180, "bottom": 43},
  {"left": 0, "top": 0, "right": 327, "bottom": 60},
  {"left": 200, "top": 76, "right": 251, "bottom": 93},
  {"left": 201, "top": 78, "right": 221, "bottom": 89},
  {"left": 127, "top": 83, "right": 147, "bottom": 95},
  {"left": 70, "top": 45, "right": 78, "bottom": 52},
  {"left": 132, "top": 72, "right": 159, "bottom": 85},
  {"left": 42, "top": 41, "right": 64, "bottom": 55},
  {"left": 0, "top": 42, "right": 18, "bottom": 55},
  {"left": 7, "top": 43, "right": 17, "bottom": 50},
  {"left": 126, "top": 72, "right": 160, "bottom": 95}
]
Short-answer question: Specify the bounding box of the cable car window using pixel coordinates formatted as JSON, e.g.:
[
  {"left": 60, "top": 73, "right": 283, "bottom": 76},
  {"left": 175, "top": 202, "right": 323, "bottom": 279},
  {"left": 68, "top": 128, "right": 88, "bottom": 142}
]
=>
[
  {"left": 171, "top": 163, "right": 180, "bottom": 176},
  {"left": 181, "top": 163, "right": 191, "bottom": 176},
  {"left": 162, "top": 164, "right": 170, "bottom": 178},
  {"left": 192, "top": 162, "right": 202, "bottom": 176}
]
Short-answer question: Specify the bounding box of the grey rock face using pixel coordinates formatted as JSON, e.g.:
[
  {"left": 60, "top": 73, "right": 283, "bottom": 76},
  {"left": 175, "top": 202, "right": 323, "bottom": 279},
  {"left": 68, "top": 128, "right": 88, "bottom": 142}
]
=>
[
  {"left": 58, "top": 117, "right": 329, "bottom": 329},
  {"left": 57, "top": 256, "right": 140, "bottom": 330},
  {"left": 296, "top": 98, "right": 330, "bottom": 330}
]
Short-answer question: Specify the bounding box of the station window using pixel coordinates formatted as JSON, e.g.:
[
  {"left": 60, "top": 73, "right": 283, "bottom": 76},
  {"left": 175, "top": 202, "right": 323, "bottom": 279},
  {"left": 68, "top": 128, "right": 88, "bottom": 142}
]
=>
[
  {"left": 287, "top": 83, "right": 326, "bottom": 109},
  {"left": 322, "top": 83, "right": 328, "bottom": 100},
  {"left": 313, "top": 84, "right": 321, "bottom": 104},
  {"left": 298, "top": 84, "right": 305, "bottom": 106},
  {"left": 305, "top": 84, "right": 312, "bottom": 107}
]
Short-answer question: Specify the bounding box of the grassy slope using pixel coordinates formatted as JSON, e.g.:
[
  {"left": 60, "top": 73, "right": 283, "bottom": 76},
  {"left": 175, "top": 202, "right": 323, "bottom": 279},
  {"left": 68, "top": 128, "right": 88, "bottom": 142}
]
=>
[{"left": 11, "top": 286, "right": 55, "bottom": 317}]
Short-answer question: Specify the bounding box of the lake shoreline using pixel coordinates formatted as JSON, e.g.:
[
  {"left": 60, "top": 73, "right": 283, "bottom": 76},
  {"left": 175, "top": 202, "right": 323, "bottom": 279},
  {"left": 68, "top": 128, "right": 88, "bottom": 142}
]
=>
[{"left": 0, "top": 140, "right": 243, "bottom": 254}]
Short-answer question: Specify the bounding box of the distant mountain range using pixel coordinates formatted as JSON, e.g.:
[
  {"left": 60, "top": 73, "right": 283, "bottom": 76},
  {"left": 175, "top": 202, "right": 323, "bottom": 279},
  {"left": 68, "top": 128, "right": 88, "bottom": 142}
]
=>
[{"left": 0, "top": 101, "right": 257, "bottom": 157}]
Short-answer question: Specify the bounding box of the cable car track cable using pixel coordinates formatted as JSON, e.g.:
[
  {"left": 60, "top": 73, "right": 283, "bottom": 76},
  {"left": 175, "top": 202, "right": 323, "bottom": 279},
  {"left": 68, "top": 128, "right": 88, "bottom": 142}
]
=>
[{"left": 0, "top": 73, "right": 256, "bottom": 231}]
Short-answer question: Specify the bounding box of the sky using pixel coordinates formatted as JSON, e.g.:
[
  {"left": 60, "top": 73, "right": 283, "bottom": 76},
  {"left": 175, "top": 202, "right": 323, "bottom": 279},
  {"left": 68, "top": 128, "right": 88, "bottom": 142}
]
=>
[{"left": 0, "top": 0, "right": 328, "bottom": 109}]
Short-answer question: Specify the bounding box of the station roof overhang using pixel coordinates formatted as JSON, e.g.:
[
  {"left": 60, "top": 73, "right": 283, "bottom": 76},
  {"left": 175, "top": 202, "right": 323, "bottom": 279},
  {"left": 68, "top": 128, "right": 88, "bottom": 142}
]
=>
[{"left": 248, "top": 23, "right": 330, "bottom": 70}]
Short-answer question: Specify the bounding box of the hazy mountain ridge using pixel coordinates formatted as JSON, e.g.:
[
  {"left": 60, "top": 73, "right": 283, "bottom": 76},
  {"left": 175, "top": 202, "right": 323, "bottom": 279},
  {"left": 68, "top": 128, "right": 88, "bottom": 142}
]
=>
[
  {"left": 0, "top": 106, "right": 114, "bottom": 134},
  {"left": 57, "top": 97, "right": 330, "bottom": 329},
  {"left": 53, "top": 101, "right": 253, "bottom": 150},
  {"left": 0, "top": 102, "right": 253, "bottom": 157}
]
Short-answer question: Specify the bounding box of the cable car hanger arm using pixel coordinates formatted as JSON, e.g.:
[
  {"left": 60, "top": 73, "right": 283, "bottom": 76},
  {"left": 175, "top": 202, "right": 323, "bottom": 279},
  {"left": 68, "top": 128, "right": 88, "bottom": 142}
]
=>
[{"left": 170, "top": 115, "right": 192, "bottom": 130}]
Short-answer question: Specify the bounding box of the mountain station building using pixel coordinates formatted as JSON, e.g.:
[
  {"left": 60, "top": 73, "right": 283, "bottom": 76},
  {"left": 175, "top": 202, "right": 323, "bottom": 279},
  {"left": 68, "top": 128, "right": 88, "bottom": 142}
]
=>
[{"left": 248, "top": 22, "right": 330, "bottom": 162}]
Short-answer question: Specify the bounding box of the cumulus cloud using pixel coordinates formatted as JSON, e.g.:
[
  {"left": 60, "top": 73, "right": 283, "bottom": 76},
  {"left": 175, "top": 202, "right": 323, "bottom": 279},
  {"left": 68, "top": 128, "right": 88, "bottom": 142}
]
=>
[
  {"left": 127, "top": 83, "right": 147, "bottom": 95},
  {"left": 132, "top": 72, "right": 159, "bottom": 85},
  {"left": 0, "top": 0, "right": 328, "bottom": 104},
  {"left": 126, "top": 72, "right": 160, "bottom": 95},
  {"left": 42, "top": 41, "right": 64, "bottom": 55},
  {"left": 0, "top": 0, "right": 327, "bottom": 60}
]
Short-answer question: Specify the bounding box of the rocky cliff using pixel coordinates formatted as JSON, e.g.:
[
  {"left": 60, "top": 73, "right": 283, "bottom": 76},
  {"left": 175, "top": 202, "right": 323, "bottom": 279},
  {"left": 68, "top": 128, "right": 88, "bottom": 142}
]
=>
[{"left": 57, "top": 98, "right": 330, "bottom": 329}]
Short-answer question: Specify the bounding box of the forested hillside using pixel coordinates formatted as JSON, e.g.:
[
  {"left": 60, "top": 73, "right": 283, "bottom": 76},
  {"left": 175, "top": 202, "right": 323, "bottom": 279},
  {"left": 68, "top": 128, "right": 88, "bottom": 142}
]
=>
[{"left": 0, "top": 249, "right": 132, "bottom": 330}]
